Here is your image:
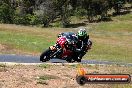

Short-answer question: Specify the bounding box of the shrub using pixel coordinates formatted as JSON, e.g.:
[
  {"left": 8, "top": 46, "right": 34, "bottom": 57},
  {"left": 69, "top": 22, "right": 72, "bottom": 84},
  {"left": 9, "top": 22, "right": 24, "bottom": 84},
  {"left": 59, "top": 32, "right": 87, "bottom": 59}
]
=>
[{"left": 0, "top": 3, "right": 14, "bottom": 23}]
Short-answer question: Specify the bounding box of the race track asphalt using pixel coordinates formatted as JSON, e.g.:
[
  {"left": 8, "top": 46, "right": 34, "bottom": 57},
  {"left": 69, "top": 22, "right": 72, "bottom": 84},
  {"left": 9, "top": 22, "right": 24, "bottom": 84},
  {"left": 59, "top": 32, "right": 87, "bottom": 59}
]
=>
[{"left": 0, "top": 54, "right": 132, "bottom": 66}]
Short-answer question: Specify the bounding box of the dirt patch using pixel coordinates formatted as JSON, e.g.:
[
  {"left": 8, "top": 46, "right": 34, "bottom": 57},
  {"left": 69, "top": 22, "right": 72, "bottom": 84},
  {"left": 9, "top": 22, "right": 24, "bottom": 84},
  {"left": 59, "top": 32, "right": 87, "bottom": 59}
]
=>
[
  {"left": 0, "top": 44, "right": 5, "bottom": 50},
  {"left": 0, "top": 64, "right": 131, "bottom": 88}
]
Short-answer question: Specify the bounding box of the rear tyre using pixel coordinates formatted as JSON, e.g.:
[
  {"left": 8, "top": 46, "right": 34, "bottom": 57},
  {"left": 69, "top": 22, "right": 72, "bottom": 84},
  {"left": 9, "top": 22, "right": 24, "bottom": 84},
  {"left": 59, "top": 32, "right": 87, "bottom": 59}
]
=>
[
  {"left": 76, "top": 59, "right": 81, "bottom": 62},
  {"left": 65, "top": 57, "right": 76, "bottom": 63},
  {"left": 72, "top": 56, "right": 81, "bottom": 62},
  {"left": 66, "top": 59, "right": 72, "bottom": 63}
]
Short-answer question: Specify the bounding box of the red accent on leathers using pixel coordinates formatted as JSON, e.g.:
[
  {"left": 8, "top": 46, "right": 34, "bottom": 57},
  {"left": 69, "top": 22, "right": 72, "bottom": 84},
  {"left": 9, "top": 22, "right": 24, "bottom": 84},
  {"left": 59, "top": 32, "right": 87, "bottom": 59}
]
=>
[{"left": 57, "top": 37, "right": 67, "bottom": 48}]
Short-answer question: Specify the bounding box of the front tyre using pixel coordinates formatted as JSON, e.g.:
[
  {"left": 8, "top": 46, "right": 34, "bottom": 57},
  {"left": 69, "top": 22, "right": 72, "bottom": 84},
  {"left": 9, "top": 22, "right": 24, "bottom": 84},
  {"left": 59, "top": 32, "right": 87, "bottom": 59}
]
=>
[{"left": 40, "top": 49, "right": 51, "bottom": 62}]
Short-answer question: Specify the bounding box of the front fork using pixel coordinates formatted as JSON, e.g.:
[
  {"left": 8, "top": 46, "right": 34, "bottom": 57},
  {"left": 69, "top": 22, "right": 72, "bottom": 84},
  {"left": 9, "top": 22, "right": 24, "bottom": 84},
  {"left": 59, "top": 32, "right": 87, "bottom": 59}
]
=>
[{"left": 49, "top": 45, "right": 62, "bottom": 59}]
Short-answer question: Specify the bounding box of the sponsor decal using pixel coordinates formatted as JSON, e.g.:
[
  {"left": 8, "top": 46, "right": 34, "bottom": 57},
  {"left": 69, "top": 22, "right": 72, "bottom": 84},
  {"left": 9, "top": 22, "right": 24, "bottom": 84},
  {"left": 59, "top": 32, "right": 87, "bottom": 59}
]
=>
[{"left": 76, "top": 64, "right": 131, "bottom": 85}]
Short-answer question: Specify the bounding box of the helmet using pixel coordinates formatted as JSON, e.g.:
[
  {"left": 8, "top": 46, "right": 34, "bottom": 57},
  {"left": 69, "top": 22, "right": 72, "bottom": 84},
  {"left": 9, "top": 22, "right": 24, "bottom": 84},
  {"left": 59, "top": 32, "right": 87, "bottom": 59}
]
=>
[{"left": 77, "top": 28, "right": 87, "bottom": 40}]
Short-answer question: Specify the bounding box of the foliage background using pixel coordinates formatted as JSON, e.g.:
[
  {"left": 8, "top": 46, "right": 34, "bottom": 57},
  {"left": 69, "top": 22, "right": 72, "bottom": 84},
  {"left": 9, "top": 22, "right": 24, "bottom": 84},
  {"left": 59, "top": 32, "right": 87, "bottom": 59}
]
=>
[{"left": 0, "top": 0, "right": 131, "bottom": 27}]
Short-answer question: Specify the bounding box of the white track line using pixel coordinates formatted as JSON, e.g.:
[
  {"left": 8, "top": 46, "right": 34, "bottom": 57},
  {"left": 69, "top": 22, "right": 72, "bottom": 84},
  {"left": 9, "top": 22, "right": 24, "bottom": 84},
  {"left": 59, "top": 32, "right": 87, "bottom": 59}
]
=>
[{"left": 0, "top": 62, "right": 82, "bottom": 66}]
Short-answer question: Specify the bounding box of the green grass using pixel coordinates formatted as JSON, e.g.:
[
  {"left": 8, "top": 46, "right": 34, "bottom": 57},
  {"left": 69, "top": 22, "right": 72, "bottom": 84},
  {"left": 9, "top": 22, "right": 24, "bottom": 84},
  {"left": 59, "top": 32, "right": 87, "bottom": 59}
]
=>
[
  {"left": 38, "top": 75, "right": 58, "bottom": 80},
  {"left": 0, "top": 13, "right": 132, "bottom": 63},
  {"left": 37, "top": 81, "right": 48, "bottom": 85},
  {"left": 92, "top": 21, "right": 132, "bottom": 32},
  {"left": 0, "top": 64, "right": 6, "bottom": 67},
  {"left": 85, "top": 15, "right": 132, "bottom": 62},
  {"left": 36, "top": 74, "right": 59, "bottom": 85},
  {"left": 38, "top": 64, "right": 51, "bottom": 68},
  {"left": 0, "top": 25, "right": 63, "bottom": 53},
  {"left": 0, "top": 64, "right": 7, "bottom": 72},
  {"left": 84, "top": 42, "right": 132, "bottom": 62},
  {"left": 0, "top": 29, "right": 56, "bottom": 52},
  {"left": 37, "top": 74, "right": 59, "bottom": 85},
  {"left": 113, "top": 13, "right": 132, "bottom": 21}
]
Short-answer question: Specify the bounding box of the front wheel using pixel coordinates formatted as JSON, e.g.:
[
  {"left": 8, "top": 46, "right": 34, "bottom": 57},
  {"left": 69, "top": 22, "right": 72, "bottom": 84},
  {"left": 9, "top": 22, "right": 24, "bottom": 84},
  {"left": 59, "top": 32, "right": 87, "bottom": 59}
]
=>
[{"left": 40, "top": 49, "right": 52, "bottom": 62}]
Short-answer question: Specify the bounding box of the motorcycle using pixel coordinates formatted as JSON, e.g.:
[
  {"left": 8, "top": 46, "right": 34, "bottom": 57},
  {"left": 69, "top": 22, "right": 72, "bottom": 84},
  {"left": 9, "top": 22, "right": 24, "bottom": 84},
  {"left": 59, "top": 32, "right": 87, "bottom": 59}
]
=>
[
  {"left": 40, "top": 32, "right": 92, "bottom": 63},
  {"left": 40, "top": 36, "right": 80, "bottom": 62}
]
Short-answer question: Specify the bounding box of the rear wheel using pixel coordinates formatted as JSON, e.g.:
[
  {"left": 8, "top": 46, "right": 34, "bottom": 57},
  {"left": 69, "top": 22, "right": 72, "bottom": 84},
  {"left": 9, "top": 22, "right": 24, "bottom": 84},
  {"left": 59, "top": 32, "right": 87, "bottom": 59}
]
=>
[
  {"left": 76, "top": 59, "right": 81, "bottom": 62},
  {"left": 72, "top": 54, "right": 82, "bottom": 62},
  {"left": 66, "top": 58, "right": 73, "bottom": 63}
]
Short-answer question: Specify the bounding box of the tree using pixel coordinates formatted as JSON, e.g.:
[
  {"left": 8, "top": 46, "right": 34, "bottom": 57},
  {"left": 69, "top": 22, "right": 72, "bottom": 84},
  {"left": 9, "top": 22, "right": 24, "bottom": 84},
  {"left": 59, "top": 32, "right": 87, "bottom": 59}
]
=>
[
  {"left": 81, "top": 0, "right": 95, "bottom": 22},
  {"left": 113, "top": 0, "right": 126, "bottom": 14},
  {"left": 53, "top": 0, "right": 72, "bottom": 27},
  {"left": 0, "top": 0, "right": 14, "bottom": 23},
  {"left": 34, "top": 0, "right": 58, "bottom": 27}
]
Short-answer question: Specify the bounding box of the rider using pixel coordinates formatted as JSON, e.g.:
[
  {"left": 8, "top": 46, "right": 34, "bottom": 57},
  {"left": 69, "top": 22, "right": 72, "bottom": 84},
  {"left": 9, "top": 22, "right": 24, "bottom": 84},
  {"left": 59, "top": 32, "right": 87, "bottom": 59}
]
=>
[{"left": 76, "top": 28, "right": 92, "bottom": 62}]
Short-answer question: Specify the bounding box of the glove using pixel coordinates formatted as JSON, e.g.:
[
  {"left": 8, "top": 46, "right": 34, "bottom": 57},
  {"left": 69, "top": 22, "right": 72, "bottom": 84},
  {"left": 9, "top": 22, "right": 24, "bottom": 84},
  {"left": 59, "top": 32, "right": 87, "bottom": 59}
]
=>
[{"left": 49, "top": 46, "right": 56, "bottom": 50}]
